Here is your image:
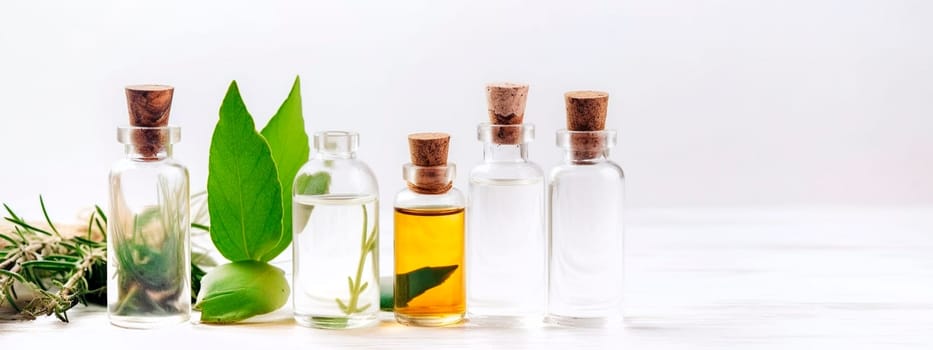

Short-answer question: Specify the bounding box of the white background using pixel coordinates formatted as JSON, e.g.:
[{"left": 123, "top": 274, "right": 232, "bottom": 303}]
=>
[
  {"left": 2, "top": 2, "right": 933, "bottom": 347},
  {"left": 1, "top": 0, "right": 931, "bottom": 219}
]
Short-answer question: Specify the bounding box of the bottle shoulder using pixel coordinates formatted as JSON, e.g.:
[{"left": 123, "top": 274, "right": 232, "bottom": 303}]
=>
[
  {"left": 295, "top": 158, "right": 378, "bottom": 195},
  {"left": 297, "top": 158, "right": 376, "bottom": 175},
  {"left": 394, "top": 187, "right": 465, "bottom": 209},
  {"left": 470, "top": 161, "right": 544, "bottom": 182},
  {"left": 549, "top": 160, "right": 624, "bottom": 182},
  {"left": 110, "top": 158, "right": 189, "bottom": 177}
]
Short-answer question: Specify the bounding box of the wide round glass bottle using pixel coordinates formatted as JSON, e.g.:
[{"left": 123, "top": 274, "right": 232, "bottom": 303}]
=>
[{"left": 292, "top": 131, "right": 380, "bottom": 329}]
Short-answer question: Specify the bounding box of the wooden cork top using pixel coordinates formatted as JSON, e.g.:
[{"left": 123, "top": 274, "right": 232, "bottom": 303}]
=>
[
  {"left": 125, "top": 84, "right": 174, "bottom": 159},
  {"left": 565, "top": 91, "right": 608, "bottom": 131},
  {"left": 126, "top": 85, "right": 174, "bottom": 127},
  {"left": 408, "top": 133, "right": 450, "bottom": 166},
  {"left": 406, "top": 132, "right": 452, "bottom": 194},
  {"left": 565, "top": 91, "right": 610, "bottom": 161},
  {"left": 486, "top": 83, "right": 528, "bottom": 125},
  {"left": 486, "top": 83, "right": 529, "bottom": 145}
]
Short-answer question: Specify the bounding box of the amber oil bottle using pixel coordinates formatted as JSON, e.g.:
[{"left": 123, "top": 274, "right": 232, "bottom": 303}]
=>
[{"left": 394, "top": 133, "right": 466, "bottom": 326}]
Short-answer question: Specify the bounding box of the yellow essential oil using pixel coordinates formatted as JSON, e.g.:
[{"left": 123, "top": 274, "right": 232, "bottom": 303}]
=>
[{"left": 394, "top": 206, "right": 466, "bottom": 326}]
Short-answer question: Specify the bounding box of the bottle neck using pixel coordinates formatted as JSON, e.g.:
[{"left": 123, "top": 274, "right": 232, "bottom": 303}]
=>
[
  {"left": 404, "top": 163, "right": 455, "bottom": 195},
  {"left": 556, "top": 129, "right": 617, "bottom": 164},
  {"left": 562, "top": 148, "right": 610, "bottom": 164},
  {"left": 483, "top": 142, "right": 529, "bottom": 162},
  {"left": 117, "top": 126, "right": 180, "bottom": 162},
  {"left": 125, "top": 144, "right": 173, "bottom": 161},
  {"left": 315, "top": 150, "right": 356, "bottom": 160},
  {"left": 477, "top": 122, "right": 534, "bottom": 163},
  {"left": 313, "top": 131, "right": 359, "bottom": 161}
]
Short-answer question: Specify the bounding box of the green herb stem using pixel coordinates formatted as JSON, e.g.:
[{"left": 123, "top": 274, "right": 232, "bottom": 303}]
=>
[{"left": 338, "top": 204, "right": 377, "bottom": 315}]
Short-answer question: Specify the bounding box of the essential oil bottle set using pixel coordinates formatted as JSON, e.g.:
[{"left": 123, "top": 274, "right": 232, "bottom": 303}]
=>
[{"left": 106, "top": 82, "right": 624, "bottom": 330}]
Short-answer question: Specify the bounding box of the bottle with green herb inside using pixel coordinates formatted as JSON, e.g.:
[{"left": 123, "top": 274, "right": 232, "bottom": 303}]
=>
[
  {"left": 394, "top": 133, "right": 466, "bottom": 327},
  {"left": 293, "top": 131, "right": 379, "bottom": 329},
  {"left": 108, "top": 85, "right": 191, "bottom": 328}
]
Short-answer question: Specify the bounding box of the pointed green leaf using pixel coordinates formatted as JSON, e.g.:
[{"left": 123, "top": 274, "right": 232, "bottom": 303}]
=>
[
  {"left": 394, "top": 265, "right": 458, "bottom": 308},
  {"left": 21, "top": 260, "right": 79, "bottom": 271},
  {"left": 0, "top": 233, "right": 20, "bottom": 247},
  {"left": 359, "top": 281, "right": 368, "bottom": 293},
  {"left": 0, "top": 269, "right": 27, "bottom": 283},
  {"left": 39, "top": 195, "right": 61, "bottom": 238},
  {"left": 259, "top": 76, "right": 309, "bottom": 262},
  {"left": 336, "top": 298, "right": 349, "bottom": 313},
  {"left": 357, "top": 302, "right": 371, "bottom": 312},
  {"left": 4, "top": 291, "right": 22, "bottom": 312},
  {"left": 207, "top": 81, "right": 284, "bottom": 262}
]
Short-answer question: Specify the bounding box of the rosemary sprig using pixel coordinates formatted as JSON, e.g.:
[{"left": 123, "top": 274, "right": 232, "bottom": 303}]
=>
[
  {"left": 1, "top": 195, "right": 213, "bottom": 323},
  {"left": 0, "top": 197, "right": 107, "bottom": 322},
  {"left": 335, "top": 204, "right": 377, "bottom": 315}
]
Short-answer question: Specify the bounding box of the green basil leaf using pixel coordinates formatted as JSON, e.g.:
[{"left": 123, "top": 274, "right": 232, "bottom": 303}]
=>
[
  {"left": 379, "top": 275, "right": 394, "bottom": 311},
  {"left": 294, "top": 171, "right": 331, "bottom": 196},
  {"left": 195, "top": 261, "right": 290, "bottom": 324},
  {"left": 291, "top": 172, "right": 332, "bottom": 233},
  {"left": 207, "top": 81, "right": 283, "bottom": 262},
  {"left": 259, "top": 76, "right": 309, "bottom": 262},
  {"left": 395, "top": 265, "right": 458, "bottom": 308}
]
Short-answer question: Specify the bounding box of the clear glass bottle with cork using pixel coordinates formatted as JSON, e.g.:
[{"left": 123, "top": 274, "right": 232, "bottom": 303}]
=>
[
  {"left": 108, "top": 85, "right": 191, "bottom": 328},
  {"left": 467, "top": 83, "right": 546, "bottom": 326},
  {"left": 547, "top": 91, "right": 624, "bottom": 327},
  {"left": 393, "top": 133, "right": 466, "bottom": 326},
  {"left": 292, "top": 131, "right": 380, "bottom": 329}
]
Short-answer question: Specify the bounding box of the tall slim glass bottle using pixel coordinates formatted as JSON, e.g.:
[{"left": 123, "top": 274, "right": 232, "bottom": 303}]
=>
[
  {"left": 108, "top": 85, "right": 191, "bottom": 328},
  {"left": 293, "top": 131, "right": 380, "bottom": 329},
  {"left": 547, "top": 91, "right": 624, "bottom": 327},
  {"left": 467, "top": 83, "right": 545, "bottom": 326},
  {"left": 394, "top": 133, "right": 466, "bottom": 327}
]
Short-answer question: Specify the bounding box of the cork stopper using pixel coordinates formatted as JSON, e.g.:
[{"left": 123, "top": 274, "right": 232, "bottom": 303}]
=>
[
  {"left": 565, "top": 91, "right": 610, "bottom": 160},
  {"left": 126, "top": 85, "right": 174, "bottom": 127},
  {"left": 406, "top": 133, "right": 452, "bottom": 194},
  {"left": 565, "top": 91, "right": 608, "bottom": 131},
  {"left": 486, "top": 83, "right": 528, "bottom": 125},
  {"left": 486, "top": 83, "right": 529, "bottom": 144},
  {"left": 408, "top": 132, "right": 450, "bottom": 166},
  {"left": 125, "top": 85, "right": 174, "bottom": 159}
]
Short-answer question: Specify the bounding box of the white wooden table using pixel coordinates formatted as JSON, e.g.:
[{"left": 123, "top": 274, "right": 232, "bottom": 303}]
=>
[{"left": 2, "top": 208, "right": 931, "bottom": 349}]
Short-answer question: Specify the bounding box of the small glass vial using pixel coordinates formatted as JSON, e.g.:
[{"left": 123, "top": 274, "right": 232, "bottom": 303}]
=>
[
  {"left": 293, "top": 131, "right": 379, "bottom": 329},
  {"left": 467, "top": 83, "right": 546, "bottom": 326},
  {"left": 108, "top": 85, "right": 191, "bottom": 328},
  {"left": 547, "top": 91, "right": 624, "bottom": 327},
  {"left": 394, "top": 133, "right": 466, "bottom": 327}
]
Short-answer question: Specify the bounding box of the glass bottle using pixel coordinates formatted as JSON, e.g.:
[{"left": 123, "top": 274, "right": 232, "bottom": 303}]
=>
[
  {"left": 394, "top": 133, "right": 466, "bottom": 326},
  {"left": 293, "top": 131, "right": 379, "bottom": 329},
  {"left": 108, "top": 85, "right": 190, "bottom": 328},
  {"left": 467, "top": 123, "right": 546, "bottom": 326},
  {"left": 547, "top": 92, "right": 624, "bottom": 327}
]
